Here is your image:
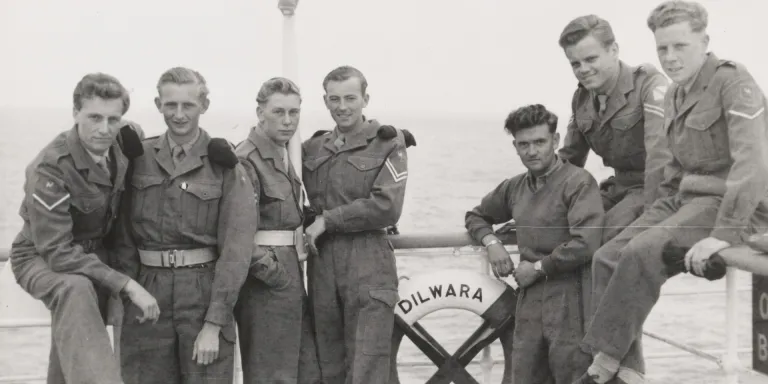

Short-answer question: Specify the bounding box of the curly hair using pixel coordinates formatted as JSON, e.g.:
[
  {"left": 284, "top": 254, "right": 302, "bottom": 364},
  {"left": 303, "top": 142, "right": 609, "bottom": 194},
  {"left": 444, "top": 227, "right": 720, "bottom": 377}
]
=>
[{"left": 504, "top": 104, "right": 558, "bottom": 136}]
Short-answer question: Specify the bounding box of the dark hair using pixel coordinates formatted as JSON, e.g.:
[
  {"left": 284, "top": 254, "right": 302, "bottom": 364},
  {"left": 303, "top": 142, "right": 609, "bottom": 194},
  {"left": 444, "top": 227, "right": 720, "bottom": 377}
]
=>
[
  {"left": 72, "top": 73, "right": 130, "bottom": 113},
  {"left": 504, "top": 104, "right": 558, "bottom": 136},
  {"left": 322, "top": 66, "right": 368, "bottom": 94},
  {"left": 647, "top": 0, "right": 708, "bottom": 32},
  {"left": 559, "top": 14, "right": 616, "bottom": 49}
]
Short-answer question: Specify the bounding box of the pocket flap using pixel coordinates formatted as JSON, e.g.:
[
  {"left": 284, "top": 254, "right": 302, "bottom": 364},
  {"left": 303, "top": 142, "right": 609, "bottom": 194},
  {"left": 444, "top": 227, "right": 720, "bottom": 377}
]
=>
[
  {"left": 185, "top": 183, "right": 222, "bottom": 201},
  {"left": 262, "top": 181, "right": 291, "bottom": 201},
  {"left": 610, "top": 110, "right": 643, "bottom": 131},
  {"left": 369, "top": 289, "right": 399, "bottom": 308},
  {"left": 70, "top": 194, "right": 106, "bottom": 214},
  {"left": 303, "top": 156, "right": 330, "bottom": 171},
  {"left": 685, "top": 107, "right": 722, "bottom": 131},
  {"left": 131, "top": 174, "right": 165, "bottom": 190},
  {"left": 347, "top": 156, "right": 385, "bottom": 171}
]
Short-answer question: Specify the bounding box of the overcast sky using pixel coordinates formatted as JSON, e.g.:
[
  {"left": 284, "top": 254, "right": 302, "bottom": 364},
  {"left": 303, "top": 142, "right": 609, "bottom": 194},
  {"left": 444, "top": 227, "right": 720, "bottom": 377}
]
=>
[{"left": 1, "top": 0, "right": 767, "bottom": 118}]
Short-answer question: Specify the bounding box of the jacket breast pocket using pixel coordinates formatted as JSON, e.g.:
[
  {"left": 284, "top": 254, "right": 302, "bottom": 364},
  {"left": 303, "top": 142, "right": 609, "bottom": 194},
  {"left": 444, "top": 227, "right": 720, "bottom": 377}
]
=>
[
  {"left": 181, "top": 181, "right": 223, "bottom": 234},
  {"left": 343, "top": 155, "right": 385, "bottom": 198},
  {"left": 609, "top": 110, "right": 646, "bottom": 166},
  {"left": 682, "top": 107, "right": 728, "bottom": 164},
  {"left": 70, "top": 193, "right": 108, "bottom": 235},
  {"left": 259, "top": 181, "right": 292, "bottom": 222},
  {"left": 302, "top": 155, "right": 331, "bottom": 199},
  {"left": 131, "top": 174, "right": 165, "bottom": 223}
]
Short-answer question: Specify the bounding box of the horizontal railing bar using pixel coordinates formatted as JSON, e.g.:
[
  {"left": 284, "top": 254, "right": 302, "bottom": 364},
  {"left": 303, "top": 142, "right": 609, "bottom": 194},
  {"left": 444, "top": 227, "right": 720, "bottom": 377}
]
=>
[
  {"left": 0, "top": 319, "right": 51, "bottom": 328},
  {"left": 0, "top": 375, "right": 46, "bottom": 383}
]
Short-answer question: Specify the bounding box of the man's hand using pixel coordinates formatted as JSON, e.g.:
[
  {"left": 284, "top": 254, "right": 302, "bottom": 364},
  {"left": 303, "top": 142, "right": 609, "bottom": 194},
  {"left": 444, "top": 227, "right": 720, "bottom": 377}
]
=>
[
  {"left": 513, "top": 260, "right": 540, "bottom": 289},
  {"left": 685, "top": 237, "right": 730, "bottom": 276},
  {"left": 192, "top": 322, "right": 221, "bottom": 365},
  {"left": 305, "top": 216, "right": 326, "bottom": 257},
  {"left": 487, "top": 243, "right": 514, "bottom": 277},
  {"left": 123, "top": 280, "right": 160, "bottom": 324}
]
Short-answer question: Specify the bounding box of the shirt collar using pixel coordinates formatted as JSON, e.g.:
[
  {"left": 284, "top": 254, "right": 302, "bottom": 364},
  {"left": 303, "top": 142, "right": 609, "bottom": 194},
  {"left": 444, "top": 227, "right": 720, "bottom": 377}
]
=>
[
  {"left": 167, "top": 128, "right": 201, "bottom": 153},
  {"left": 527, "top": 155, "right": 563, "bottom": 187},
  {"left": 84, "top": 148, "right": 109, "bottom": 164}
]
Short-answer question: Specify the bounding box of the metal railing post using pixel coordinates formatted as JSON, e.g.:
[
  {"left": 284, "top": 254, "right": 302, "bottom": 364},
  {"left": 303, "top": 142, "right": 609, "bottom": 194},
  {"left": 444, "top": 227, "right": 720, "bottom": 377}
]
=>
[
  {"left": 478, "top": 248, "right": 493, "bottom": 384},
  {"left": 723, "top": 267, "right": 741, "bottom": 384}
]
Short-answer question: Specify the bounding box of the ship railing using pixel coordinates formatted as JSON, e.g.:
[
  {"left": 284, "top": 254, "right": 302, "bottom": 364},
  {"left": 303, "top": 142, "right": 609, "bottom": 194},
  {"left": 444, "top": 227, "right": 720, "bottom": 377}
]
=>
[{"left": 0, "top": 231, "right": 765, "bottom": 384}]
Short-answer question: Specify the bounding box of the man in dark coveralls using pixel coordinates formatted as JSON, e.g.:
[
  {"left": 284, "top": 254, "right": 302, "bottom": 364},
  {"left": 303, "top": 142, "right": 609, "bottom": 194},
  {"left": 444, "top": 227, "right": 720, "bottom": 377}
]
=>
[
  {"left": 10, "top": 73, "right": 159, "bottom": 384},
  {"left": 466, "top": 104, "right": 605, "bottom": 384},
  {"left": 234, "top": 76, "right": 321, "bottom": 384},
  {"left": 113, "top": 67, "right": 256, "bottom": 384},
  {"left": 573, "top": 2, "right": 768, "bottom": 383},
  {"left": 302, "top": 66, "right": 408, "bottom": 384}
]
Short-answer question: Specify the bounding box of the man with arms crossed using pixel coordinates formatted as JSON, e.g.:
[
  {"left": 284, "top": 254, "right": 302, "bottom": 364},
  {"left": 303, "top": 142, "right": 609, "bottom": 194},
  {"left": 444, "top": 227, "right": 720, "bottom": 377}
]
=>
[
  {"left": 466, "top": 104, "right": 604, "bottom": 384},
  {"left": 10, "top": 73, "right": 158, "bottom": 384},
  {"left": 574, "top": 2, "right": 768, "bottom": 383}
]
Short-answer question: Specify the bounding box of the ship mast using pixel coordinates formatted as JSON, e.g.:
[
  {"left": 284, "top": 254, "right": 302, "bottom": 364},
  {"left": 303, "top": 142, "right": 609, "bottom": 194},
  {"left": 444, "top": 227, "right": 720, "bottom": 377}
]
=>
[{"left": 277, "top": 0, "right": 308, "bottom": 261}]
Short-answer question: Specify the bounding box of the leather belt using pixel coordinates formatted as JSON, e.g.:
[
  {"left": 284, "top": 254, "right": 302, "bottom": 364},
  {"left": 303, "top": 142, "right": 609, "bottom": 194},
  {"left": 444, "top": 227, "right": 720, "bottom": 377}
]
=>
[
  {"left": 138, "top": 248, "right": 216, "bottom": 268},
  {"left": 253, "top": 230, "right": 297, "bottom": 246}
]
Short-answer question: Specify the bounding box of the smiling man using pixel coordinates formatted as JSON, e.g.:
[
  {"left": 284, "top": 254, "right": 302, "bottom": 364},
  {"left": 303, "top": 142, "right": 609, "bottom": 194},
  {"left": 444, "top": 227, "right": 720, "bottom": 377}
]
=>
[
  {"left": 114, "top": 67, "right": 256, "bottom": 384},
  {"left": 465, "top": 104, "right": 604, "bottom": 384},
  {"left": 558, "top": 15, "right": 671, "bottom": 245},
  {"left": 572, "top": 2, "right": 768, "bottom": 383},
  {"left": 302, "top": 66, "right": 409, "bottom": 384}
]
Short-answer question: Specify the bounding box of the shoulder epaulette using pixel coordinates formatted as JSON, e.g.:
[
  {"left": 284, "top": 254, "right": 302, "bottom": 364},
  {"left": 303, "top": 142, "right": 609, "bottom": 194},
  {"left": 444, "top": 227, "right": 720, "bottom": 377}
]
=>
[
  {"left": 208, "top": 138, "right": 238, "bottom": 169},
  {"left": 376, "top": 125, "right": 398, "bottom": 140},
  {"left": 718, "top": 59, "right": 737, "bottom": 68},
  {"left": 311, "top": 130, "right": 331, "bottom": 139},
  {"left": 143, "top": 134, "right": 160, "bottom": 142}
]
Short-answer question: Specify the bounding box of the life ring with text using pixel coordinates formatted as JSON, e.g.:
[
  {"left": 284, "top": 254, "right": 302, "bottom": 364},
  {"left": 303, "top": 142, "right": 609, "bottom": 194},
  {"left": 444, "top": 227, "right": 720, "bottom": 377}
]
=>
[{"left": 389, "top": 269, "right": 518, "bottom": 383}]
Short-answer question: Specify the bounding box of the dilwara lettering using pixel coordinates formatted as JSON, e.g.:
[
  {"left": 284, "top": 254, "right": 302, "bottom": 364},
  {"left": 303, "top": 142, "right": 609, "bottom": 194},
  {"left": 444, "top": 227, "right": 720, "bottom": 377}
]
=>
[{"left": 398, "top": 284, "right": 483, "bottom": 314}]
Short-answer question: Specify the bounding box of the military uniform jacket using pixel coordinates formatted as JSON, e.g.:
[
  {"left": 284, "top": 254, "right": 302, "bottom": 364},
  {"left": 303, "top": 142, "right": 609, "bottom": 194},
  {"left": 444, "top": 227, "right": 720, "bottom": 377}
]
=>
[
  {"left": 12, "top": 126, "right": 131, "bottom": 294},
  {"left": 302, "top": 119, "right": 408, "bottom": 233},
  {"left": 235, "top": 127, "right": 303, "bottom": 231},
  {"left": 113, "top": 128, "right": 257, "bottom": 327},
  {"left": 658, "top": 52, "right": 768, "bottom": 245},
  {"left": 559, "top": 61, "right": 671, "bottom": 206}
]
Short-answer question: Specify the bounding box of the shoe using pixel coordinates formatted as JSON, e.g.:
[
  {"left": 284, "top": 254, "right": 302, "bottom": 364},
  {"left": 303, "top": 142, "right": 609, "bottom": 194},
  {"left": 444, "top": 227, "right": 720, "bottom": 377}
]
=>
[{"left": 661, "top": 244, "right": 726, "bottom": 281}]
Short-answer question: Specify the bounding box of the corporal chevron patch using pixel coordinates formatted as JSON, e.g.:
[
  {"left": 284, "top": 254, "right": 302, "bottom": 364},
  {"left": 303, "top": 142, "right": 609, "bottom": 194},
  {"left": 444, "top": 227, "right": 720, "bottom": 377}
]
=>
[{"left": 385, "top": 156, "right": 407, "bottom": 183}]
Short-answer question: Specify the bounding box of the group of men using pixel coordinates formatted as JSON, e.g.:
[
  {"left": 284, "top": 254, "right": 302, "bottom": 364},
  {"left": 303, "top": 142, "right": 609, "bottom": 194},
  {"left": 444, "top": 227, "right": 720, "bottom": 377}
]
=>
[
  {"left": 467, "top": 1, "right": 768, "bottom": 383},
  {"left": 10, "top": 62, "right": 409, "bottom": 383},
  {"left": 8, "top": 0, "right": 768, "bottom": 384}
]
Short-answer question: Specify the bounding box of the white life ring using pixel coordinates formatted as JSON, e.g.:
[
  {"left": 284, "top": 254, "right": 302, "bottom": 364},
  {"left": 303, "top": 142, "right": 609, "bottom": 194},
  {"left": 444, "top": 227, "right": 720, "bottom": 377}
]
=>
[
  {"left": 390, "top": 269, "right": 518, "bottom": 383},
  {"left": 396, "top": 269, "right": 510, "bottom": 325}
]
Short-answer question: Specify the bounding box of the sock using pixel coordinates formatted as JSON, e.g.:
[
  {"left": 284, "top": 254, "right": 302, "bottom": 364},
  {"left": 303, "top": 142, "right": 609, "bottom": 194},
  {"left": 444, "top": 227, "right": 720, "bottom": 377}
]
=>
[{"left": 586, "top": 352, "right": 620, "bottom": 383}]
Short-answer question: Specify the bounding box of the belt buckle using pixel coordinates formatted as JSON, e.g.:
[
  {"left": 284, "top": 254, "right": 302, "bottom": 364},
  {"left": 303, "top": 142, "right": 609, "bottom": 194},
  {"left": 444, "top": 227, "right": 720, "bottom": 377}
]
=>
[{"left": 167, "top": 250, "right": 177, "bottom": 268}]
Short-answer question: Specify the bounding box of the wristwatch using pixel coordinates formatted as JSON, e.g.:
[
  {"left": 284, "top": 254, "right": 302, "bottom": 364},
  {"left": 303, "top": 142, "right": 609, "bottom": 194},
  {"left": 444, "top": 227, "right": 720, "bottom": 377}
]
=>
[{"left": 534, "top": 260, "right": 546, "bottom": 277}]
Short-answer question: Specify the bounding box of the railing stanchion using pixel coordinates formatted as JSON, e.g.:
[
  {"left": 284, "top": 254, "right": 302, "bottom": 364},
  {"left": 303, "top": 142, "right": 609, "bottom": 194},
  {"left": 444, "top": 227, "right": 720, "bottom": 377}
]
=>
[{"left": 723, "top": 267, "right": 741, "bottom": 384}]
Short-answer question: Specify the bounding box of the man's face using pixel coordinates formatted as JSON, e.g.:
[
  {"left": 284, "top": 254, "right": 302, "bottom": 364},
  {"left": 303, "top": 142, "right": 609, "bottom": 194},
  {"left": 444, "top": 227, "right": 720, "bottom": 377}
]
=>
[
  {"left": 155, "top": 83, "right": 209, "bottom": 137},
  {"left": 654, "top": 21, "right": 709, "bottom": 85},
  {"left": 73, "top": 97, "right": 124, "bottom": 155},
  {"left": 323, "top": 77, "right": 369, "bottom": 132},
  {"left": 257, "top": 93, "right": 301, "bottom": 145},
  {"left": 564, "top": 34, "right": 619, "bottom": 92},
  {"left": 513, "top": 124, "right": 560, "bottom": 175}
]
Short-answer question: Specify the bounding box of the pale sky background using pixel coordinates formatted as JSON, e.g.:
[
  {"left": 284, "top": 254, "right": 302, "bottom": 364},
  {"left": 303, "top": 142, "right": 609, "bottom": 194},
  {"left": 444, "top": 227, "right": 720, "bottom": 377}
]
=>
[{"left": 1, "top": 0, "right": 768, "bottom": 119}]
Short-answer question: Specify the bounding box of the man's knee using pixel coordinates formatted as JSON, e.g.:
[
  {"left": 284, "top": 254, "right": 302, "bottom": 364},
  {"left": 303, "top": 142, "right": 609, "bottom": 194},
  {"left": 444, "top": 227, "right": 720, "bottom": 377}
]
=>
[{"left": 52, "top": 275, "right": 97, "bottom": 303}]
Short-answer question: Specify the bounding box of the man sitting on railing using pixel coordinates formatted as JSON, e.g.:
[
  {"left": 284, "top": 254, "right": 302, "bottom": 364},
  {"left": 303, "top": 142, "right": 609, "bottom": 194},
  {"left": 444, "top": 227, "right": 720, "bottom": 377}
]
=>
[
  {"left": 465, "top": 104, "right": 605, "bottom": 384},
  {"left": 573, "top": 2, "right": 768, "bottom": 383},
  {"left": 9, "top": 73, "right": 159, "bottom": 384}
]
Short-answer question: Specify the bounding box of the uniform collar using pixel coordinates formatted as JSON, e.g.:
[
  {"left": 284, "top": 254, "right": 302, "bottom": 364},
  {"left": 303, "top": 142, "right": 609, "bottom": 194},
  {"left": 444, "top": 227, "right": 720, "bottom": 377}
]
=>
[
  {"left": 674, "top": 52, "right": 719, "bottom": 115},
  {"left": 166, "top": 127, "right": 201, "bottom": 154},
  {"left": 324, "top": 117, "right": 380, "bottom": 153},
  {"left": 248, "top": 125, "right": 286, "bottom": 161},
  {"left": 152, "top": 127, "right": 210, "bottom": 177},
  {"left": 66, "top": 125, "right": 125, "bottom": 187}
]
